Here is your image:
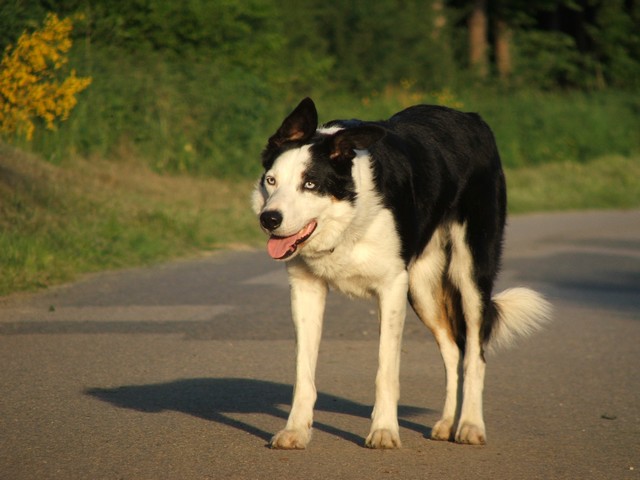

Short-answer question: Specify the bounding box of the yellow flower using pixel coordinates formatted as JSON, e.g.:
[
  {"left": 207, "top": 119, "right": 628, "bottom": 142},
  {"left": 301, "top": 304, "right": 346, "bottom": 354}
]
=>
[{"left": 0, "top": 13, "right": 91, "bottom": 140}]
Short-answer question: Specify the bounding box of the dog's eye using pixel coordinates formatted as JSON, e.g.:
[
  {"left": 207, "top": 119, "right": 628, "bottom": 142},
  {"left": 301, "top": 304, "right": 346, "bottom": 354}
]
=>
[
  {"left": 265, "top": 176, "right": 276, "bottom": 186},
  {"left": 303, "top": 181, "right": 316, "bottom": 190}
]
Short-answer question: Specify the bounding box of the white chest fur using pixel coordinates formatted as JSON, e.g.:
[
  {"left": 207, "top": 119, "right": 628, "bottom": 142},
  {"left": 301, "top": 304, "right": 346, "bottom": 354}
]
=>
[{"left": 294, "top": 208, "right": 405, "bottom": 298}]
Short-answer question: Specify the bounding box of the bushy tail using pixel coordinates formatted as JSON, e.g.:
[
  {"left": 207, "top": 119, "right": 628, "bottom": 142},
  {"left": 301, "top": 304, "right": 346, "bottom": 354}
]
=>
[{"left": 488, "top": 288, "right": 552, "bottom": 352}]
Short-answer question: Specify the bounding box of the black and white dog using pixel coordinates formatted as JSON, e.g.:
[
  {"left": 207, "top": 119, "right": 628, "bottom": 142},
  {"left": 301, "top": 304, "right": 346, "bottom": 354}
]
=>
[{"left": 252, "top": 98, "right": 551, "bottom": 449}]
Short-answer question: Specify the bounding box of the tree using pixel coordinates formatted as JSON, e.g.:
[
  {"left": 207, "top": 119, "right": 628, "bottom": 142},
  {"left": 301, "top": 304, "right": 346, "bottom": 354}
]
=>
[
  {"left": 494, "top": 18, "right": 512, "bottom": 80},
  {"left": 468, "top": 0, "right": 489, "bottom": 77}
]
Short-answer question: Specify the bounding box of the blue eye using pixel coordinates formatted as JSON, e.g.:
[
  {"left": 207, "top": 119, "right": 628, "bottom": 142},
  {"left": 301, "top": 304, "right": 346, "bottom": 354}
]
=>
[{"left": 304, "top": 181, "right": 316, "bottom": 190}]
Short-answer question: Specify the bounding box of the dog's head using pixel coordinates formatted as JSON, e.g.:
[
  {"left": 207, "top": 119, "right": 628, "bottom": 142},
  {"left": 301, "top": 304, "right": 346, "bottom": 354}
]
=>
[{"left": 252, "top": 98, "right": 385, "bottom": 261}]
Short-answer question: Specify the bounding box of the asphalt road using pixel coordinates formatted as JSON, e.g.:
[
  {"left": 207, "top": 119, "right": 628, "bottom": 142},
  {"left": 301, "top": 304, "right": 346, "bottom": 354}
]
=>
[{"left": 1, "top": 210, "right": 639, "bottom": 480}]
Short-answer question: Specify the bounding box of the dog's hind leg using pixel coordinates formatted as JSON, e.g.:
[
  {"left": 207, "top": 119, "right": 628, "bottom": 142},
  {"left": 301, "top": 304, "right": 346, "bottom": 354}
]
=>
[
  {"left": 270, "top": 262, "right": 328, "bottom": 449},
  {"left": 365, "top": 270, "right": 409, "bottom": 449},
  {"left": 411, "top": 285, "right": 463, "bottom": 441},
  {"left": 409, "top": 227, "right": 462, "bottom": 441},
  {"left": 427, "top": 285, "right": 464, "bottom": 442},
  {"left": 448, "top": 221, "right": 488, "bottom": 445}
]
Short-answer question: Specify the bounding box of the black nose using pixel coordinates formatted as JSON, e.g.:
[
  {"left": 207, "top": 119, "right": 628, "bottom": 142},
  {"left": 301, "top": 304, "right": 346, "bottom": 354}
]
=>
[{"left": 260, "top": 210, "right": 283, "bottom": 231}]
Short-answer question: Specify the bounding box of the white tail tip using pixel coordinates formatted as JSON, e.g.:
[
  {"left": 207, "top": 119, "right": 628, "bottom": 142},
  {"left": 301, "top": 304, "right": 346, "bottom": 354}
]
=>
[{"left": 489, "top": 287, "right": 552, "bottom": 352}]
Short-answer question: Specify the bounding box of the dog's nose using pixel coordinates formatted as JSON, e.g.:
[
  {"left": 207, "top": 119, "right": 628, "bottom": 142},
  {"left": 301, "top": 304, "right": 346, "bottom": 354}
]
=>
[{"left": 260, "top": 210, "right": 283, "bottom": 231}]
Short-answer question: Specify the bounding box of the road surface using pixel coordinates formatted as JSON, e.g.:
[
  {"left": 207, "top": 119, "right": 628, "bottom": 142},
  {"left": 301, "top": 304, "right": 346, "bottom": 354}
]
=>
[{"left": 1, "top": 210, "right": 639, "bottom": 479}]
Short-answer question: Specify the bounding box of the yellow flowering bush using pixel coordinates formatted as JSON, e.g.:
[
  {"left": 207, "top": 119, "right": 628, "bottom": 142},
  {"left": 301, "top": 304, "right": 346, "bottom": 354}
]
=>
[{"left": 0, "top": 13, "right": 91, "bottom": 140}]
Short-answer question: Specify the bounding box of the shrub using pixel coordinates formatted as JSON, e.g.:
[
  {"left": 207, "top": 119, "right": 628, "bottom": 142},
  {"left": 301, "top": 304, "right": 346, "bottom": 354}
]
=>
[{"left": 0, "top": 13, "right": 91, "bottom": 141}]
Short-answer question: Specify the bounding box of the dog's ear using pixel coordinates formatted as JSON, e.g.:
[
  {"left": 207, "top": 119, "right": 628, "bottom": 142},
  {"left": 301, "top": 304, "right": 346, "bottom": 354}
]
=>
[
  {"left": 330, "top": 126, "right": 386, "bottom": 162},
  {"left": 268, "top": 98, "right": 318, "bottom": 147}
]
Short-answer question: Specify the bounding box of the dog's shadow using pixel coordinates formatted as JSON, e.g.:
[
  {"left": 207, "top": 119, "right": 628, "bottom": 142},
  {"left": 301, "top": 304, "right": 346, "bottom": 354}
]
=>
[{"left": 85, "top": 378, "right": 432, "bottom": 446}]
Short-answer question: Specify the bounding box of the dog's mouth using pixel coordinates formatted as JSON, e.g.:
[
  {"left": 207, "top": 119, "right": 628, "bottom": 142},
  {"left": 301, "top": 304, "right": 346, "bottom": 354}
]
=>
[{"left": 267, "top": 221, "right": 317, "bottom": 260}]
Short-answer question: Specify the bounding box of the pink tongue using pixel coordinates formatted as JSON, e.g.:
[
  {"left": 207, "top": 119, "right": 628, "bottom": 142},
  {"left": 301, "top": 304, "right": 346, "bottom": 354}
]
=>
[{"left": 267, "top": 222, "right": 316, "bottom": 259}]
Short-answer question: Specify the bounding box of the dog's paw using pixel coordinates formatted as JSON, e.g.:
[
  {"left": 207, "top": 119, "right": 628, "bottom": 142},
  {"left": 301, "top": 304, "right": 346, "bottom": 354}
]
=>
[
  {"left": 270, "top": 428, "right": 311, "bottom": 450},
  {"left": 365, "top": 428, "right": 402, "bottom": 449},
  {"left": 431, "top": 418, "right": 454, "bottom": 441},
  {"left": 455, "top": 422, "right": 486, "bottom": 445}
]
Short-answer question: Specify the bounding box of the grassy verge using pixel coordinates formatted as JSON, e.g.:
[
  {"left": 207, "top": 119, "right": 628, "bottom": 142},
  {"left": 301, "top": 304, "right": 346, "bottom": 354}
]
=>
[
  {"left": 506, "top": 155, "right": 640, "bottom": 213},
  {"left": 0, "top": 145, "right": 260, "bottom": 296},
  {"left": 1, "top": 145, "right": 638, "bottom": 297}
]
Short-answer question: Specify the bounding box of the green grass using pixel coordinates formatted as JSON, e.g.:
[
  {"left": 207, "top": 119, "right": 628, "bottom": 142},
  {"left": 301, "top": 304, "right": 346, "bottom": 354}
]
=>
[
  {"left": 506, "top": 154, "right": 640, "bottom": 213},
  {"left": 466, "top": 90, "right": 640, "bottom": 168},
  {"left": 0, "top": 145, "right": 260, "bottom": 295},
  {"left": 2, "top": 143, "right": 638, "bottom": 297},
  {"left": 2, "top": 19, "right": 638, "bottom": 298}
]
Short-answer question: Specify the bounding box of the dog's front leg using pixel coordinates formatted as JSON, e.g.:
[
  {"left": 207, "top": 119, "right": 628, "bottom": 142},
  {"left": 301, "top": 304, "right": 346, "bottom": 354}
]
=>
[
  {"left": 365, "top": 271, "right": 408, "bottom": 449},
  {"left": 270, "top": 262, "right": 327, "bottom": 449}
]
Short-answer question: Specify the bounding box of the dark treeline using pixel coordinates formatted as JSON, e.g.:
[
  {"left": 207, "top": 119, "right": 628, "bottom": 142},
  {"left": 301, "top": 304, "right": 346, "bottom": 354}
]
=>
[{"left": 2, "top": 0, "right": 639, "bottom": 93}]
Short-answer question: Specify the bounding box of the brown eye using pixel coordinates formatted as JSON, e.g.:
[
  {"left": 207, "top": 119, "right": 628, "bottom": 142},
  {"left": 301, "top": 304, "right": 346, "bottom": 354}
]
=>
[{"left": 265, "top": 176, "right": 276, "bottom": 186}]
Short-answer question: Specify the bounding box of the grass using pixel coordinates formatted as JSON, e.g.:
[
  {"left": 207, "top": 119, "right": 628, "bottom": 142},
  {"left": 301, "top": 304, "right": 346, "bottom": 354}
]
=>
[
  {"left": 466, "top": 90, "right": 640, "bottom": 167},
  {"left": 506, "top": 155, "right": 640, "bottom": 213},
  {"left": 0, "top": 145, "right": 260, "bottom": 296},
  {"left": 308, "top": 88, "right": 640, "bottom": 169},
  {"left": 2, "top": 143, "right": 639, "bottom": 297},
  {"left": 2, "top": 23, "right": 638, "bottom": 297}
]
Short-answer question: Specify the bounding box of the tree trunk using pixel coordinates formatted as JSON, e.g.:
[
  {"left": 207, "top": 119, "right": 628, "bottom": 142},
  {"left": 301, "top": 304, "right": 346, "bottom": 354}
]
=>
[
  {"left": 495, "top": 18, "right": 512, "bottom": 81},
  {"left": 432, "top": 0, "right": 446, "bottom": 40},
  {"left": 468, "top": 0, "right": 489, "bottom": 78}
]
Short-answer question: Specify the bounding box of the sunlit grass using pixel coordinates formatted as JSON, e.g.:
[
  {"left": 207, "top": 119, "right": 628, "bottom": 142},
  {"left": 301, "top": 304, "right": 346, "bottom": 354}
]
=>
[
  {"left": 0, "top": 145, "right": 260, "bottom": 295},
  {"left": 1, "top": 144, "right": 638, "bottom": 297},
  {"left": 506, "top": 155, "right": 640, "bottom": 213}
]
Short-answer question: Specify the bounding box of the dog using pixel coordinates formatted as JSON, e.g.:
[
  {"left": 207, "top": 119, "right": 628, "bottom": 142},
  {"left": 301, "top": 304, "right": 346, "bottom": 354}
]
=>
[{"left": 252, "top": 98, "right": 551, "bottom": 449}]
